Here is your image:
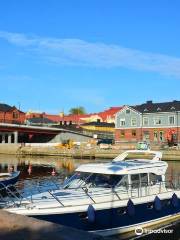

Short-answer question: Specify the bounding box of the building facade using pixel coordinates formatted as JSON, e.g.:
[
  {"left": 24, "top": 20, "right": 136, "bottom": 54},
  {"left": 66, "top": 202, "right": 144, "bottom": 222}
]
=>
[
  {"left": 115, "top": 100, "right": 180, "bottom": 144},
  {"left": 0, "top": 103, "right": 25, "bottom": 124},
  {"left": 0, "top": 103, "right": 25, "bottom": 144}
]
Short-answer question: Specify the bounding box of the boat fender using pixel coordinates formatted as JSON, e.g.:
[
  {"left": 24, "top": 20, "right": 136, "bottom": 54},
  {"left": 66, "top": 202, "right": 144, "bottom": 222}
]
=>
[
  {"left": 154, "top": 196, "right": 162, "bottom": 211},
  {"left": 127, "top": 199, "right": 135, "bottom": 216},
  {"left": 171, "top": 193, "right": 179, "bottom": 208},
  {"left": 87, "top": 204, "right": 95, "bottom": 223}
]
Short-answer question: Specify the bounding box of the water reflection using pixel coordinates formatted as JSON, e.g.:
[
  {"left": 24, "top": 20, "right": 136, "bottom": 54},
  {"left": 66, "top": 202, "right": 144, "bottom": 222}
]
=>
[
  {"left": 0, "top": 155, "right": 108, "bottom": 193},
  {"left": 0, "top": 155, "right": 179, "bottom": 180}
]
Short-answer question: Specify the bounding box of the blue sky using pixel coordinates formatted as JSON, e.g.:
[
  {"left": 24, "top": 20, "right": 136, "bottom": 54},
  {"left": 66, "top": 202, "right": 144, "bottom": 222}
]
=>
[{"left": 0, "top": 0, "right": 180, "bottom": 114}]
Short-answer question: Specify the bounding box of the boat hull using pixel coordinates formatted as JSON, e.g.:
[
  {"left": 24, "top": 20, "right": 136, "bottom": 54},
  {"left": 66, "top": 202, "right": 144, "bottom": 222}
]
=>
[
  {"left": 92, "top": 213, "right": 180, "bottom": 236},
  {"left": 29, "top": 198, "right": 180, "bottom": 236},
  {"left": 0, "top": 171, "right": 20, "bottom": 187}
]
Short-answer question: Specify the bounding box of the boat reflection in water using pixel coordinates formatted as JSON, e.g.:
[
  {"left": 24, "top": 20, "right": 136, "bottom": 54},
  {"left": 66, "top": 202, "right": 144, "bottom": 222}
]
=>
[{"left": 0, "top": 150, "right": 179, "bottom": 239}]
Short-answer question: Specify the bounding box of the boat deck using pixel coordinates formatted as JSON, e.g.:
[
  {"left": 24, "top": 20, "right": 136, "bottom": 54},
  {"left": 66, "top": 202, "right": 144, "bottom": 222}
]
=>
[{"left": 1, "top": 179, "right": 180, "bottom": 215}]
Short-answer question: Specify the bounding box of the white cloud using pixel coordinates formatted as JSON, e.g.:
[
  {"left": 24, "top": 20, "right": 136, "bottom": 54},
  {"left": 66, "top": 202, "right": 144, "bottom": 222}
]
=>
[{"left": 0, "top": 30, "right": 180, "bottom": 78}]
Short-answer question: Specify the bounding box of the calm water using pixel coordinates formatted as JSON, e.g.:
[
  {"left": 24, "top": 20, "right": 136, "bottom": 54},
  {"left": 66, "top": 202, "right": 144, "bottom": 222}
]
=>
[{"left": 0, "top": 155, "right": 180, "bottom": 239}]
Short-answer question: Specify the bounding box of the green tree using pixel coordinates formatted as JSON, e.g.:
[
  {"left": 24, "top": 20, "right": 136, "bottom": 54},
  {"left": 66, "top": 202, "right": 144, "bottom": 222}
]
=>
[{"left": 69, "top": 106, "right": 86, "bottom": 115}]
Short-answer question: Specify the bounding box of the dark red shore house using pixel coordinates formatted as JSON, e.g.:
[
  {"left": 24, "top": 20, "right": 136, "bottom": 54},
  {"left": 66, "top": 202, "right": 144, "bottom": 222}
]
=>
[{"left": 0, "top": 103, "right": 25, "bottom": 124}]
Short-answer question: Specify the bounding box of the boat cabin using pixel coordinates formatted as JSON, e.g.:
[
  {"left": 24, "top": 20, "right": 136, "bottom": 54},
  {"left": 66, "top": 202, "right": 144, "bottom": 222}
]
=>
[{"left": 64, "top": 150, "right": 168, "bottom": 192}]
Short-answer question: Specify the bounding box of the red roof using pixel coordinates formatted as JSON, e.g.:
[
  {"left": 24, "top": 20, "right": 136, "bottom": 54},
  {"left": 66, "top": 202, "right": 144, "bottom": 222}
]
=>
[
  {"left": 98, "top": 107, "right": 122, "bottom": 121},
  {"left": 58, "top": 114, "right": 92, "bottom": 123},
  {"left": 44, "top": 114, "right": 61, "bottom": 122},
  {"left": 25, "top": 107, "right": 122, "bottom": 124}
]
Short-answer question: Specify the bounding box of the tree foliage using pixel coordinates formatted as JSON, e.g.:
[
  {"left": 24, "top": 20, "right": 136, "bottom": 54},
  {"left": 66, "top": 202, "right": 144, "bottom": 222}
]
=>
[{"left": 69, "top": 106, "right": 86, "bottom": 115}]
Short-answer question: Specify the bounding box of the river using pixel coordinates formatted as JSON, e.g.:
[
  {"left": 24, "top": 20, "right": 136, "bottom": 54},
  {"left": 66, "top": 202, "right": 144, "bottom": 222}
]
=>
[{"left": 0, "top": 154, "right": 179, "bottom": 239}]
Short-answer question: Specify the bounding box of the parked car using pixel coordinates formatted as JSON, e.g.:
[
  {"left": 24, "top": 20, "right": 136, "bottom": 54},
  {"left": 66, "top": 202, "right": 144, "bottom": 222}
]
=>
[
  {"left": 137, "top": 141, "right": 150, "bottom": 150},
  {"left": 97, "top": 139, "right": 114, "bottom": 145}
]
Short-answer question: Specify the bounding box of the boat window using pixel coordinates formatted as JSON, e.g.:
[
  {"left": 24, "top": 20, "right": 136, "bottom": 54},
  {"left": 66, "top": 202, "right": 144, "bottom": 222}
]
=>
[
  {"left": 116, "top": 175, "right": 128, "bottom": 188},
  {"left": 131, "top": 174, "right": 140, "bottom": 188},
  {"left": 63, "top": 172, "right": 91, "bottom": 189},
  {"left": 149, "top": 173, "right": 162, "bottom": 185},
  {"left": 87, "top": 174, "right": 123, "bottom": 188},
  {"left": 140, "top": 173, "right": 148, "bottom": 186},
  {"left": 63, "top": 173, "right": 124, "bottom": 189}
]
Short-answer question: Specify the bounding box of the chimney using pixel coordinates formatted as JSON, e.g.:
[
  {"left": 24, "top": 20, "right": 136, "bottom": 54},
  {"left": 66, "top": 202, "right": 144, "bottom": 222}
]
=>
[{"left": 146, "top": 100, "right": 153, "bottom": 104}]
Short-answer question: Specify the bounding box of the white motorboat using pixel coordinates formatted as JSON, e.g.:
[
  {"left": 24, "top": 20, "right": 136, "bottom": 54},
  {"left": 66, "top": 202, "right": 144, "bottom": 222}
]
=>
[{"left": 1, "top": 150, "right": 180, "bottom": 236}]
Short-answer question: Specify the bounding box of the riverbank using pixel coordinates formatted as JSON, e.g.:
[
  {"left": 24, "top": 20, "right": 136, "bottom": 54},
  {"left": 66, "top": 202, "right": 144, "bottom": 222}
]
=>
[{"left": 0, "top": 144, "right": 180, "bottom": 160}]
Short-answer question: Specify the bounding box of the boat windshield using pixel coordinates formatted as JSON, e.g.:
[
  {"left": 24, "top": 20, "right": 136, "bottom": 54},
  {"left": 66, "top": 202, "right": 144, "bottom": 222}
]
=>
[{"left": 63, "top": 172, "right": 124, "bottom": 189}]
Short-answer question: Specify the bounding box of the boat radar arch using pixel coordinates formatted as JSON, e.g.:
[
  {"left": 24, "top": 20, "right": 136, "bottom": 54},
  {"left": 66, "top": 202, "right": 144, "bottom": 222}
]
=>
[{"left": 112, "top": 150, "right": 162, "bottom": 163}]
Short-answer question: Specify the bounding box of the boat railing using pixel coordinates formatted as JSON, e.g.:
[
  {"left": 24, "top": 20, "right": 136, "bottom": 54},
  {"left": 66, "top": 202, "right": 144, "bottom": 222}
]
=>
[
  {"left": 48, "top": 190, "right": 65, "bottom": 206},
  {"left": 46, "top": 179, "right": 180, "bottom": 206},
  {"left": 0, "top": 179, "right": 61, "bottom": 208},
  {"left": 0, "top": 177, "right": 180, "bottom": 209},
  {"left": 0, "top": 183, "right": 26, "bottom": 208},
  {"left": 114, "top": 179, "right": 180, "bottom": 199}
]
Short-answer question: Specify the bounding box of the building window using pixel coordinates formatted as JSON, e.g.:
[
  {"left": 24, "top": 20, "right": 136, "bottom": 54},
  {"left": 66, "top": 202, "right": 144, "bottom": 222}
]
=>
[
  {"left": 126, "top": 109, "right": 130, "bottom": 114},
  {"left": 121, "top": 130, "right": 125, "bottom": 138},
  {"left": 154, "top": 118, "right": 162, "bottom": 125},
  {"left": 143, "top": 131, "right": 150, "bottom": 141},
  {"left": 143, "top": 117, "right": 149, "bottom": 126},
  {"left": 12, "top": 112, "right": 19, "bottom": 119},
  {"left": 154, "top": 131, "right": 158, "bottom": 141},
  {"left": 169, "top": 116, "right": 175, "bottom": 125},
  {"left": 120, "top": 119, "right": 126, "bottom": 126},
  {"left": 159, "top": 131, "right": 164, "bottom": 142},
  {"left": 131, "top": 118, "right": 137, "bottom": 126},
  {"left": 132, "top": 130, "right": 136, "bottom": 137}
]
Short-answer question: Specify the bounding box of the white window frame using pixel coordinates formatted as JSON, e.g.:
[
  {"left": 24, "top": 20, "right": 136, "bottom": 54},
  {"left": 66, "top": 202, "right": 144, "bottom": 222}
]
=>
[
  {"left": 168, "top": 115, "right": 175, "bottom": 125},
  {"left": 131, "top": 117, "right": 137, "bottom": 126},
  {"left": 120, "top": 118, "right": 126, "bottom": 126},
  {"left": 154, "top": 118, "right": 162, "bottom": 125},
  {"left": 143, "top": 117, "right": 149, "bottom": 126}
]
